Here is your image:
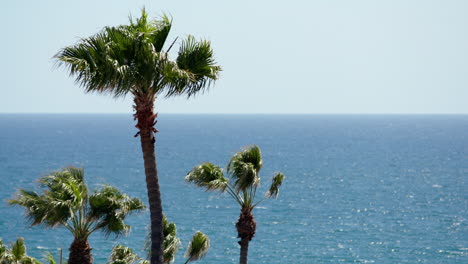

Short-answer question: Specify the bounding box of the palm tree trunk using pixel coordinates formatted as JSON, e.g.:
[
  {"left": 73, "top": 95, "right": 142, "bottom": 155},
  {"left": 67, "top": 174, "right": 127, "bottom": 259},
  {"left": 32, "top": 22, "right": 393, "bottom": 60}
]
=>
[
  {"left": 135, "top": 94, "right": 164, "bottom": 264},
  {"left": 236, "top": 207, "right": 256, "bottom": 264},
  {"left": 239, "top": 237, "right": 250, "bottom": 264},
  {"left": 68, "top": 238, "right": 92, "bottom": 264}
]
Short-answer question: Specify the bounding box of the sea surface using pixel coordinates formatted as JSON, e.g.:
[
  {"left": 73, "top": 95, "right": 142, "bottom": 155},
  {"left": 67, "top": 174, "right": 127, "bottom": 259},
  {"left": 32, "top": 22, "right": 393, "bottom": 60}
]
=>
[{"left": 0, "top": 114, "right": 467, "bottom": 263}]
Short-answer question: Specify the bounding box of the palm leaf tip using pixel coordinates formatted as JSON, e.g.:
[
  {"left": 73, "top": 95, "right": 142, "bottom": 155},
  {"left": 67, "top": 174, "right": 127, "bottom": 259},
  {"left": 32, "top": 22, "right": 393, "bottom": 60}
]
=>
[
  {"left": 227, "top": 145, "right": 263, "bottom": 174},
  {"left": 267, "top": 172, "right": 285, "bottom": 199},
  {"left": 185, "top": 163, "right": 228, "bottom": 192},
  {"left": 44, "top": 251, "right": 57, "bottom": 264},
  {"left": 185, "top": 231, "right": 210, "bottom": 262},
  {"left": 162, "top": 215, "right": 181, "bottom": 263},
  {"left": 12, "top": 237, "right": 26, "bottom": 260},
  {"left": 0, "top": 239, "right": 5, "bottom": 256},
  {"left": 108, "top": 244, "right": 139, "bottom": 264}
]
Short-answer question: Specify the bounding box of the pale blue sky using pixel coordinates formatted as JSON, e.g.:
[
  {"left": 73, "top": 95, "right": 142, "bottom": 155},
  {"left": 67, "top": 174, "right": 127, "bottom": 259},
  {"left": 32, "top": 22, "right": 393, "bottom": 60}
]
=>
[{"left": 1, "top": 0, "right": 467, "bottom": 114}]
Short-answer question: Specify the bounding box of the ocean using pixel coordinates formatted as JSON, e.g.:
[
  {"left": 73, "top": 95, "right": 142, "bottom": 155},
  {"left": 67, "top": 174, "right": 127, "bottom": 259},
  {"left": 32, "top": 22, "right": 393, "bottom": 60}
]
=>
[{"left": 0, "top": 114, "right": 466, "bottom": 263}]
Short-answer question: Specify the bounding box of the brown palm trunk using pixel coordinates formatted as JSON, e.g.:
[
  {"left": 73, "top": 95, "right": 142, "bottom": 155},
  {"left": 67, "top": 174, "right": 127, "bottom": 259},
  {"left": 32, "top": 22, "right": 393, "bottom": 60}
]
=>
[
  {"left": 135, "top": 94, "right": 164, "bottom": 264},
  {"left": 68, "top": 238, "right": 92, "bottom": 264},
  {"left": 236, "top": 207, "right": 256, "bottom": 264},
  {"left": 239, "top": 237, "right": 250, "bottom": 264}
]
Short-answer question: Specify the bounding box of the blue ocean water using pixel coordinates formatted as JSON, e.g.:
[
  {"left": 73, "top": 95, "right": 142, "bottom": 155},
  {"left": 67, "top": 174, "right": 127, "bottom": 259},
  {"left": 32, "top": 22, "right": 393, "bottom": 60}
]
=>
[{"left": 0, "top": 114, "right": 467, "bottom": 263}]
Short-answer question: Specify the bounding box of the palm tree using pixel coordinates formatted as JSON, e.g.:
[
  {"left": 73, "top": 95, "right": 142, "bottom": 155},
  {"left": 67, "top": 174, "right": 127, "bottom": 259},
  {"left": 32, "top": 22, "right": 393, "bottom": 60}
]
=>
[
  {"left": 110, "top": 217, "right": 210, "bottom": 264},
  {"left": 183, "top": 232, "right": 209, "bottom": 264},
  {"left": 54, "top": 10, "right": 221, "bottom": 264},
  {"left": 9, "top": 167, "right": 145, "bottom": 264},
  {"left": 107, "top": 245, "right": 148, "bottom": 264},
  {"left": 0, "top": 238, "right": 41, "bottom": 264},
  {"left": 185, "top": 145, "right": 285, "bottom": 264}
]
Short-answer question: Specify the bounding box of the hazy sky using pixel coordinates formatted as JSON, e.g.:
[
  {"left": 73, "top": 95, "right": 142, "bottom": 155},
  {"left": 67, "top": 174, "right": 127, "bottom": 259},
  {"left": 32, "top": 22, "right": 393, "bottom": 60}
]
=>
[{"left": 1, "top": 0, "right": 467, "bottom": 114}]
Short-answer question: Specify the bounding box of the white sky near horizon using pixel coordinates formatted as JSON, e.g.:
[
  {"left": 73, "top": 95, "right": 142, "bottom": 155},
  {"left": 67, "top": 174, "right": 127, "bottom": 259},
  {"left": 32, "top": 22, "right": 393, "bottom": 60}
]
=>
[{"left": 0, "top": 0, "right": 467, "bottom": 114}]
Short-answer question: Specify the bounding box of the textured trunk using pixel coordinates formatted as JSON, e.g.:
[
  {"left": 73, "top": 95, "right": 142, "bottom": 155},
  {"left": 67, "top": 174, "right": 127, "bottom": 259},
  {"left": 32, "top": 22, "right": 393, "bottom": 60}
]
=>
[
  {"left": 135, "top": 94, "right": 164, "bottom": 264},
  {"left": 239, "top": 237, "right": 250, "bottom": 264},
  {"left": 236, "top": 207, "right": 256, "bottom": 264},
  {"left": 68, "top": 238, "right": 92, "bottom": 264}
]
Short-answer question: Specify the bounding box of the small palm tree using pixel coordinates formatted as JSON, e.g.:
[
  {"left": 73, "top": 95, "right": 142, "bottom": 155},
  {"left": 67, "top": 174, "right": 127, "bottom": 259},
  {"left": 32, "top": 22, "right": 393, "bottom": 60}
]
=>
[
  {"left": 111, "top": 216, "right": 209, "bottom": 264},
  {"left": 9, "top": 167, "right": 145, "bottom": 264},
  {"left": 183, "top": 232, "right": 209, "bottom": 264},
  {"left": 185, "top": 145, "right": 285, "bottom": 264},
  {"left": 161, "top": 215, "right": 180, "bottom": 264},
  {"left": 54, "top": 10, "right": 221, "bottom": 264},
  {"left": 144, "top": 215, "right": 181, "bottom": 264},
  {"left": 107, "top": 245, "right": 148, "bottom": 264},
  {"left": 0, "top": 238, "right": 41, "bottom": 264}
]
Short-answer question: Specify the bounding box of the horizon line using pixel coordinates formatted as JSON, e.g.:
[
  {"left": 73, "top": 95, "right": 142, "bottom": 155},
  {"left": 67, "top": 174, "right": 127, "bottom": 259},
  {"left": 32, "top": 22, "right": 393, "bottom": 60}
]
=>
[{"left": 1, "top": 112, "right": 468, "bottom": 115}]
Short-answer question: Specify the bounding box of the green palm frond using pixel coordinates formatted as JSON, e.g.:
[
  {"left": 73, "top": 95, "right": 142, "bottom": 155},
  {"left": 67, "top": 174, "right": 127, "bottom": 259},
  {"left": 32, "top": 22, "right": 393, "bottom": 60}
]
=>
[
  {"left": 162, "top": 215, "right": 180, "bottom": 264},
  {"left": 185, "top": 163, "right": 228, "bottom": 192},
  {"left": 0, "top": 238, "right": 41, "bottom": 264},
  {"left": 232, "top": 162, "right": 260, "bottom": 193},
  {"left": 227, "top": 145, "right": 263, "bottom": 174},
  {"left": 21, "top": 256, "right": 42, "bottom": 264},
  {"left": 163, "top": 233, "right": 180, "bottom": 264},
  {"left": 108, "top": 245, "right": 140, "bottom": 264},
  {"left": 144, "top": 214, "right": 181, "bottom": 263},
  {"left": 89, "top": 186, "right": 145, "bottom": 237},
  {"left": 266, "top": 173, "right": 285, "bottom": 199},
  {"left": 11, "top": 237, "right": 26, "bottom": 261},
  {"left": 128, "top": 10, "right": 172, "bottom": 53},
  {"left": 184, "top": 232, "right": 210, "bottom": 263},
  {"left": 225, "top": 146, "right": 263, "bottom": 194},
  {"left": 0, "top": 239, "right": 5, "bottom": 258},
  {"left": 44, "top": 252, "right": 57, "bottom": 264},
  {"left": 165, "top": 35, "right": 221, "bottom": 97}
]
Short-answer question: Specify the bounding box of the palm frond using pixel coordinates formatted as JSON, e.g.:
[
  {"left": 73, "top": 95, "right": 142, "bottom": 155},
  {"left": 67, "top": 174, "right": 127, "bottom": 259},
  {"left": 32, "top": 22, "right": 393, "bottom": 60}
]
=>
[
  {"left": 44, "top": 252, "right": 57, "bottom": 264},
  {"left": 266, "top": 173, "right": 285, "bottom": 199},
  {"left": 227, "top": 145, "right": 263, "bottom": 174},
  {"left": 21, "top": 256, "right": 42, "bottom": 264},
  {"left": 11, "top": 237, "right": 26, "bottom": 261},
  {"left": 164, "top": 35, "right": 221, "bottom": 97},
  {"left": 162, "top": 215, "right": 180, "bottom": 264},
  {"left": 185, "top": 163, "right": 228, "bottom": 192},
  {"left": 144, "top": 214, "right": 181, "bottom": 263},
  {"left": 0, "top": 239, "right": 5, "bottom": 258},
  {"left": 9, "top": 178, "right": 77, "bottom": 227},
  {"left": 108, "top": 245, "right": 140, "bottom": 264},
  {"left": 89, "top": 185, "right": 145, "bottom": 237},
  {"left": 225, "top": 146, "right": 263, "bottom": 192},
  {"left": 184, "top": 232, "right": 210, "bottom": 263}
]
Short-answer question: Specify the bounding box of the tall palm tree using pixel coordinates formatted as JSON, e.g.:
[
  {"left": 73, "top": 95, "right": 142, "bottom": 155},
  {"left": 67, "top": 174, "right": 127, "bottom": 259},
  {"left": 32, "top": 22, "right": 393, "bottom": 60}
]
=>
[
  {"left": 9, "top": 167, "right": 145, "bottom": 264},
  {"left": 54, "top": 10, "right": 221, "bottom": 264},
  {"left": 185, "top": 145, "right": 285, "bottom": 264}
]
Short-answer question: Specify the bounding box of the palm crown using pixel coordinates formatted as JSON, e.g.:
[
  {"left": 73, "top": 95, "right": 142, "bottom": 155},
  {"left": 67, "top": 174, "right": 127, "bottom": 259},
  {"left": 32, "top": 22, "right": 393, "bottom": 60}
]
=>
[
  {"left": 54, "top": 10, "right": 221, "bottom": 99},
  {"left": 185, "top": 145, "right": 285, "bottom": 209},
  {"left": 9, "top": 167, "right": 145, "bottom": 264},
  {"left": 10, "top": 167, "right": 144, "bottom": 239}
]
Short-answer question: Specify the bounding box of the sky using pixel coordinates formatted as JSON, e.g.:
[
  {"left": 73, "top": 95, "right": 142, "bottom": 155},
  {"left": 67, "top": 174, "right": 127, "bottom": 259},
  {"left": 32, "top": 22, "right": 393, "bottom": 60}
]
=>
[{"left": 1, "top": 0, "right": 467, "bottom": 114}]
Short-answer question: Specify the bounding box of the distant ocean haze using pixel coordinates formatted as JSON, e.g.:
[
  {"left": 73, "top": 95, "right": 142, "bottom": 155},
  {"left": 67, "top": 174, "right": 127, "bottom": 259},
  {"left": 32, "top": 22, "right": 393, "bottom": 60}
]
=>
[{"left": 0, "top": 114, "right": 467, "bottom": 263}]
